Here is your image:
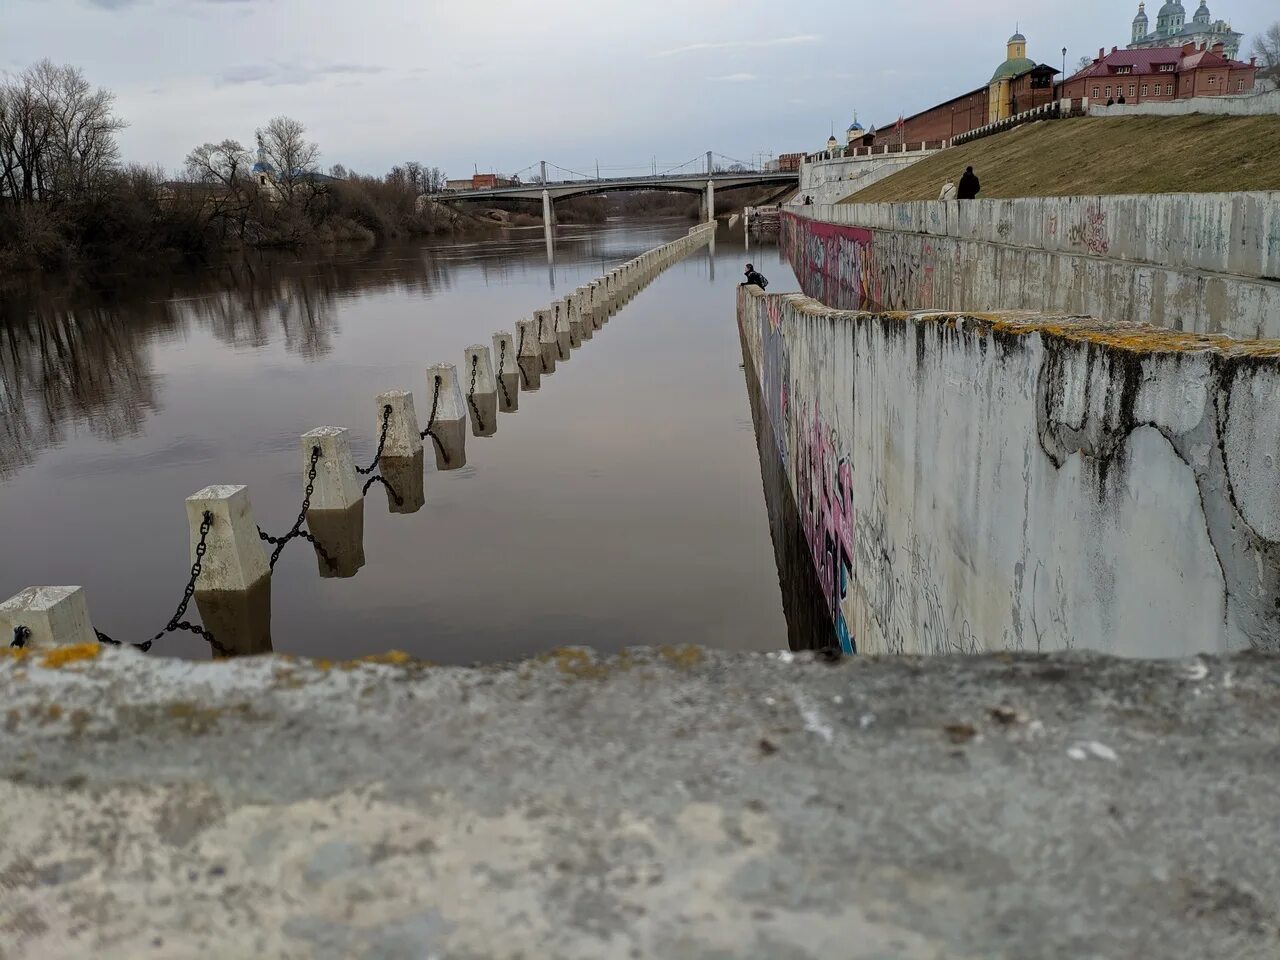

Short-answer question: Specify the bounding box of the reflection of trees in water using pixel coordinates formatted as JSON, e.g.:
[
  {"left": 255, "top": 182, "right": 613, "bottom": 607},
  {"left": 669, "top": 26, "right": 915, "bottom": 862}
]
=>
[{"left": 0, "top": 244, "right": 455, "bottom": 478}]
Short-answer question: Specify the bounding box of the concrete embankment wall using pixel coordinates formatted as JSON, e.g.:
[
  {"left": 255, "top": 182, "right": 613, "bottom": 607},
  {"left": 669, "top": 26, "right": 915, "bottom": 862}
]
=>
[
  {"left": 795, "top": 153, "right": 936, "bottom": 206},
  {"left": 1089, "top": 89, "right": 1280, "bottom": 118},
  {"left": 784, "top": 193, "right": 1280, "bottom": 339},
  {"left": 737, "top": 286, "right": 1280, "bottom": 656}
]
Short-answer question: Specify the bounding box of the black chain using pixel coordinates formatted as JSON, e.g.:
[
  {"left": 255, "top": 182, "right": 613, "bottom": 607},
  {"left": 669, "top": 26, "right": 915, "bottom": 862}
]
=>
[
  {"left": 257, "top": 446, "right": 335, "bottom": 572},
  {"left": 497, "top": 339, "right": 512, "bottom": 406},
  {"left": 362, "top": 474, "right": 404, "bottom": 506},
  {"left": 357, "top": 405, "right": 393, "bottom": 476},
  {"left": 516, "top": 327, "right": 531, "bottom": 389},
  {"left": 467, "top": 354, "right": 485, "bottom": 433},
  {"left": 536, "top": 316, "right": 548, "bottom": 372},
  {"left": 10, "top": 625, "right": 30, "bottom": 649},
  {"left": 144, "top": 510, "right": 223, "bottom": 654},
  {"left": 418, "top": 374, "right": 450, "bottom": 464}
]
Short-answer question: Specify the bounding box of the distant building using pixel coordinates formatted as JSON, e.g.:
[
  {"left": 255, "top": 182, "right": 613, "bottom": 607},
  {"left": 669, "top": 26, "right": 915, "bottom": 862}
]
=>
[
  {"left": 1128, "top": 2, "right": 1243, "bottom": 61},
  {"left": 988, "top": 32, "right": 1060, "bottom": 122},
  {"left": 851, "top": 30, "right": 1057, "bottom": 150},
  {"left": 1061, "top": 42, "right": 1257, "bottom": 104}
]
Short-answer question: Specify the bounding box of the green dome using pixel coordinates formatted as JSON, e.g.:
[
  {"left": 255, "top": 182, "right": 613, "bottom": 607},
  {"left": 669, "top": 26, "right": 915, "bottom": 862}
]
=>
[{"left": 991, "top": 56, "right": 1036, "bottom": 81}]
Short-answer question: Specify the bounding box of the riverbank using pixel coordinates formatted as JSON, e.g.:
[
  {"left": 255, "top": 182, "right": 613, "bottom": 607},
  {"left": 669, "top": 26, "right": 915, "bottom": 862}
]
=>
[{"left": 2, "top": 644, "right": 1276, "bottom": 959}]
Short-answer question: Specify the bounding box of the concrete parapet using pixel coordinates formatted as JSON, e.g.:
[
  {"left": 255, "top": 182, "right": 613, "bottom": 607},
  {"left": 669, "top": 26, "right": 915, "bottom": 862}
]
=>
[
  {"left": 738, "top": 285, "right": 1280, "bottom": 656},
  {"left": 0, "top": 586, "right": 96, "bottom": 650},
  {"left": 300, "top": 428, "right": 362, "bottom": 512},
  {"left": 374, "top": 391, "right": 422, "bottom": 459},
  {"left": 783, "top": 202, "right": 1280, "bottom": 340}
]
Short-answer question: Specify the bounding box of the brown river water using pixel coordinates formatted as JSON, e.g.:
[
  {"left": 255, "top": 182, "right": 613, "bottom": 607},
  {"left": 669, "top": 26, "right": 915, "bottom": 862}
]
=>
[{"left": 0, "top": 219, "right": 801, "bottom": 663}]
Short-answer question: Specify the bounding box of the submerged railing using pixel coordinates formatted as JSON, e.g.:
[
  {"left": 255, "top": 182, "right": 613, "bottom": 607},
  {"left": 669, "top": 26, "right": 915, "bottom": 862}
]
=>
[{"left": 1, "top": 224, "right": 719, "bottom": 657}]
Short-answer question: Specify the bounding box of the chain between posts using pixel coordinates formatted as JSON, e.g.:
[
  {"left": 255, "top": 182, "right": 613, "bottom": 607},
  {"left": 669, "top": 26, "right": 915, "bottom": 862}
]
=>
[
  {"left": 362, "top": 474, "right": 404, "bottom": 506},
  {"left": 83, "top": 511, "right": 223, "bottom": 655},
  {"left": 357, "top": 404, "right": 393, "bottom": 476},
  {"left": 516, "top": 327, "right": 531, "bottom": 390},
  {"left": 536, "top": 316, "right": 548, "bottom": 372},
  {"left": 9, "top": 625, "right": 30, "bottom": 649},
  {"left": 497, "top": 339, "right": 512, "bottom": 407},
  {"left": 467, "top": 354, "right": 485, "bottom": 433},
  {"left": 257, "top": 446, "right": 337, "bottom": 572},
  {"left": 419, "top": 374, "right": 450, "bottom": 464}
]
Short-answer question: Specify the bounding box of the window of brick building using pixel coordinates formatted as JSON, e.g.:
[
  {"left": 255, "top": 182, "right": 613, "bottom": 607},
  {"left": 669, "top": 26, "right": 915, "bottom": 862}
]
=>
[
  {"left": 1238, "top": 80, "right": 1244, "bottom": 91},
  {"left": 1208, "top": 76, "right": 1216, "bottom": 86},
  {"left": 1142, "top": 84, "right": 1148, "bottom": 96},
  {"left": 1093, "top": 86, "right": 1100, "bottom": 98},
  {"left": 1167, "top": 83, "right": 1174, "bottom": 94},
  {"left": 1105, "top": 85, "right": 1111, "bottom": 97}
]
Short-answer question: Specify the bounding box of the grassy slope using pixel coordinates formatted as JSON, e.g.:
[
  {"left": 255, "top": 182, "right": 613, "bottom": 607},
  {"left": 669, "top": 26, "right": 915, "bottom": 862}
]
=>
[{"left": 844, "top": 115, "right": 1280, "bottom": 202}]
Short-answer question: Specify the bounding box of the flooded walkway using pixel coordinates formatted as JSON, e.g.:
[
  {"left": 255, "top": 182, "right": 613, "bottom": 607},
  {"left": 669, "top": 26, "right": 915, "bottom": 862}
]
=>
[{"left": 0, "top": 221, "right": 796, "bottom": 662}]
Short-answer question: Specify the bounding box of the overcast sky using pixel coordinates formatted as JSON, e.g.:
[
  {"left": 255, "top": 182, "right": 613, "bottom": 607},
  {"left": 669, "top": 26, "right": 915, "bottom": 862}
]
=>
[{"left": 5, "top": 0, "right": 1274, "bottom": 178}]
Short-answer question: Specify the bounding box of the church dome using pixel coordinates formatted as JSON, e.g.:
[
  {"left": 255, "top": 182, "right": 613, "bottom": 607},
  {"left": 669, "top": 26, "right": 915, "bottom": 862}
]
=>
[
  {"left": 1133, "top": 2, "right": 1148, "bottom": 24},
  {"left": 1193, "top": 1, "right": 1210, "bottom": 23},
  {"left": 1157, "top": 1, "right": 1185, "bottom": 17},
  {"left": 1008, "top": 32, "right": 1026, "bottom": 44},
  {"left": 847, "top": 120, "right": 864, "bottom": 133},
  {"left": 991, "top": 55, "right": 1036, "bottom": 81}
]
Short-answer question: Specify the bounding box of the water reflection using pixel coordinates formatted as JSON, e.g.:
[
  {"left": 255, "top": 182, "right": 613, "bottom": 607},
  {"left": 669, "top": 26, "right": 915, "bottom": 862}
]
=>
[
  {"left": 194, "top": 578, "right": 273, "bottom": 658},
  {"left": 308, "top": 501, "right": 366, "bottom": 579},
  {"left": 0, "top": 221, "right": 796, "bottom": 663}
]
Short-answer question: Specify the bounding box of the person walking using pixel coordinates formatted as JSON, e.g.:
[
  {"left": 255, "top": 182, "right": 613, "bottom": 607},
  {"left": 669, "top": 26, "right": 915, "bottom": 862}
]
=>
[
  {"left": 957, "top": 166, "right": 981, "bottom": 200},
  {"left": 742, "top": 263, "right": 768, "bottom": 288},
  {"left": 939, "top": 179, "right": 957, "bottom": 201}
]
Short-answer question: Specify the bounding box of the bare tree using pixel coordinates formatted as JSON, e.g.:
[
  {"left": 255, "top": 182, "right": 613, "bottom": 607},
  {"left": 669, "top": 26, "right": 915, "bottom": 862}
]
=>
[
  {"left": 254, "top": 115, "right": 319, "bottom": 203},
  {"left": 185, "top": 139, "right": 251, "bottom": 185},
  {"left": 1254, "top": 23, "right": 1280, "bottom": 73},
  {"left": 0, "top": 60, "right": 123, "bottom": 205},
  {"left": 183, "top": 139, "right": 256, "bottom": 241}
]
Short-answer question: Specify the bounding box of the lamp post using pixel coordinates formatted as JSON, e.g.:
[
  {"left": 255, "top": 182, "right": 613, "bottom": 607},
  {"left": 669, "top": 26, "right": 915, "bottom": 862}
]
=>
[{"left": 1061, "top": 47, "right": 1067, "bottom": 101}]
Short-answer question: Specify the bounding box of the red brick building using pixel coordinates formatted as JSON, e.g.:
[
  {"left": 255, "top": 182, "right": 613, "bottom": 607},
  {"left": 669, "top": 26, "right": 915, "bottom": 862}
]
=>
[
  {"left": 870, "top": 33, "right": 1059, "bottom": 147},
  {"left": 1061, "top": 42, "right": 1257, "bottom": 104}
]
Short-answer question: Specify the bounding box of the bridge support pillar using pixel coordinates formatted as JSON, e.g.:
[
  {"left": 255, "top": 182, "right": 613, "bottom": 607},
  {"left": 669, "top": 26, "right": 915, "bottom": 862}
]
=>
[
  {"left": 542, "top": 189, "right": 554, "bottom": 247},
  {"left": 705, "top": 180, "right": 715, "bottom": 223}
]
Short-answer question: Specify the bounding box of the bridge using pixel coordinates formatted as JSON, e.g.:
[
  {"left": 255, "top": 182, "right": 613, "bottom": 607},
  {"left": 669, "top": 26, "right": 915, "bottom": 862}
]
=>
[{"left": 429, "top": 153, "right": 799, "bottom": 222}]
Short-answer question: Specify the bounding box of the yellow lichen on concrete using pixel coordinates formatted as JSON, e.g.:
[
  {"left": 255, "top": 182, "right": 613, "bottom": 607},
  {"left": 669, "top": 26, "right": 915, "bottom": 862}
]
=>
[
  {"left": 39, "top": 644, "right": 101, "bottom": 669},
  {"left": 657, "top": 645, "right": 704, "bottom": 669},
  {"left": 362, "top": 650, "right": 412, "bottom": 666}
]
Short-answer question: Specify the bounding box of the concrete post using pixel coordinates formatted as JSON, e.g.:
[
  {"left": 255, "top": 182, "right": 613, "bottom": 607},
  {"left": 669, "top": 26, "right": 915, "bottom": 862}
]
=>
[
  {"left": 464, "top": 344, "right": 498, "bottom": 438},
  {"left": 0, "top": 586, "right": 96, "bottom": 650},
  {"left": 515, "top": 318, "right": 541, "bottom": 391},
  {"left": 375, "top": 391, "right": 423, "bottom": 458},
  {"left": 425, "top": 363, "right": 467, "bottom": 469},
  {"left": 492, "top": 331, "right": 520, "bottom": 412},
  {"left": 301, "top": 428, "right": 363, "bottom": 511},
  {"left": 381, "top": 452, "right": 425, "bottom": 515},
  {"left": 572, "top": 291, "right": 593, "bottom": 341},
  {"left": 184, "top": 485, "right": 271, "bottom": 594},
  {"left": 534, "top": 307, "right": 557, "bottom": 375},
  {"left": 706, "top": 150, "right": 713, "bottom": 176},
  {"left": 553, "top": 299, "right": 575, "bottom": 355}
]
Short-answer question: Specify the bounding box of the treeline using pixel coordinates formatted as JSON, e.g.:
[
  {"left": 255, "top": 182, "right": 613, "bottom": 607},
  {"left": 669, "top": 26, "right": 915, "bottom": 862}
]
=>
[{"left": 0, "top": 60, "right": 473, "bottom": 272}]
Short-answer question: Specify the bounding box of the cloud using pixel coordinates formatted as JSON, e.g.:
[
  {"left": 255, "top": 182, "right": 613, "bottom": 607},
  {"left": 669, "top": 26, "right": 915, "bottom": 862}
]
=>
[
  {"left": 710, "top": 73, "right": 757, "bottom": 83},
  {"left": 657, "top": 35, "right": 819, "bottom": 57},
  {"left": 217, "top": 62, "right": 386, "bottom": 86}
]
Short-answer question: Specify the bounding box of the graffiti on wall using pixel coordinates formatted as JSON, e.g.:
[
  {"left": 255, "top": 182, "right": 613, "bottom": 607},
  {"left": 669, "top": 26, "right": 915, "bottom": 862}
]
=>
[
  {"left": 750, "top": 288, "right": 858, "bottom": 653},
  {"left": 780, "top": 213, "right": 936, "bottom": 312}
]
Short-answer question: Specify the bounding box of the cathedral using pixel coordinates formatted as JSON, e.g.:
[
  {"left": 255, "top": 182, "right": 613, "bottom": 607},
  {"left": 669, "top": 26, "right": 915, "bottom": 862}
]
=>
[{"left": 1128, "top": 2, "right": 1242, "bottom": 60}]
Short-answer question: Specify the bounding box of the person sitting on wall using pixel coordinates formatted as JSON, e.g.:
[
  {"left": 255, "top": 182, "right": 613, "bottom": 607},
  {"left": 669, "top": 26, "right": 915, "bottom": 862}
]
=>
[
  {"left": 742, "top": 263, "right": 769, "bottom": 289},
  {"left": 939, "top": 180, "right": 958, "bottom": 201},
  {"left": 957, "top": 166, "right": 981, "bottom": 200}
]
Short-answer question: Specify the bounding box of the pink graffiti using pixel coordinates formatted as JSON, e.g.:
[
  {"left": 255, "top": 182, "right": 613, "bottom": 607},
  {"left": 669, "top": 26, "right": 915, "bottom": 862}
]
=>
[{"left": 795, "top": 402, "right": 855, "bottom": 621}]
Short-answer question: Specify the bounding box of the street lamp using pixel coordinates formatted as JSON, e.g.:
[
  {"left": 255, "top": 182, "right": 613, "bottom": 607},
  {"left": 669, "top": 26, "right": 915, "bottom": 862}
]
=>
[{"left": 1061, "top": 47, "right": 1067, "bottom": 101}]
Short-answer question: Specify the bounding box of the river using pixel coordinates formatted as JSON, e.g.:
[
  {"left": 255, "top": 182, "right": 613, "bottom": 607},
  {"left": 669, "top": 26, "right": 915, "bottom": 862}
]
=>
[{"left": 0, "top": 219, "right": 799, "bottom": 663}]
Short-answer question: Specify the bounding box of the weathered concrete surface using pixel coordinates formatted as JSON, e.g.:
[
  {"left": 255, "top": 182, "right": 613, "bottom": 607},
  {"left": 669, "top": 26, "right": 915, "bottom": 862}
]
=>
[
  {"left": 796, "top": 152, "right": 936, "bottom": 206},
  {"left": 738, "top": 287, "right": 1280, "bottom": 657},
  {"left": 0, "top": 645, "right": 1277, "bottom": 960},
  {"left": 786, "top": 194, "right": 1280, "bottom": 339}
]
